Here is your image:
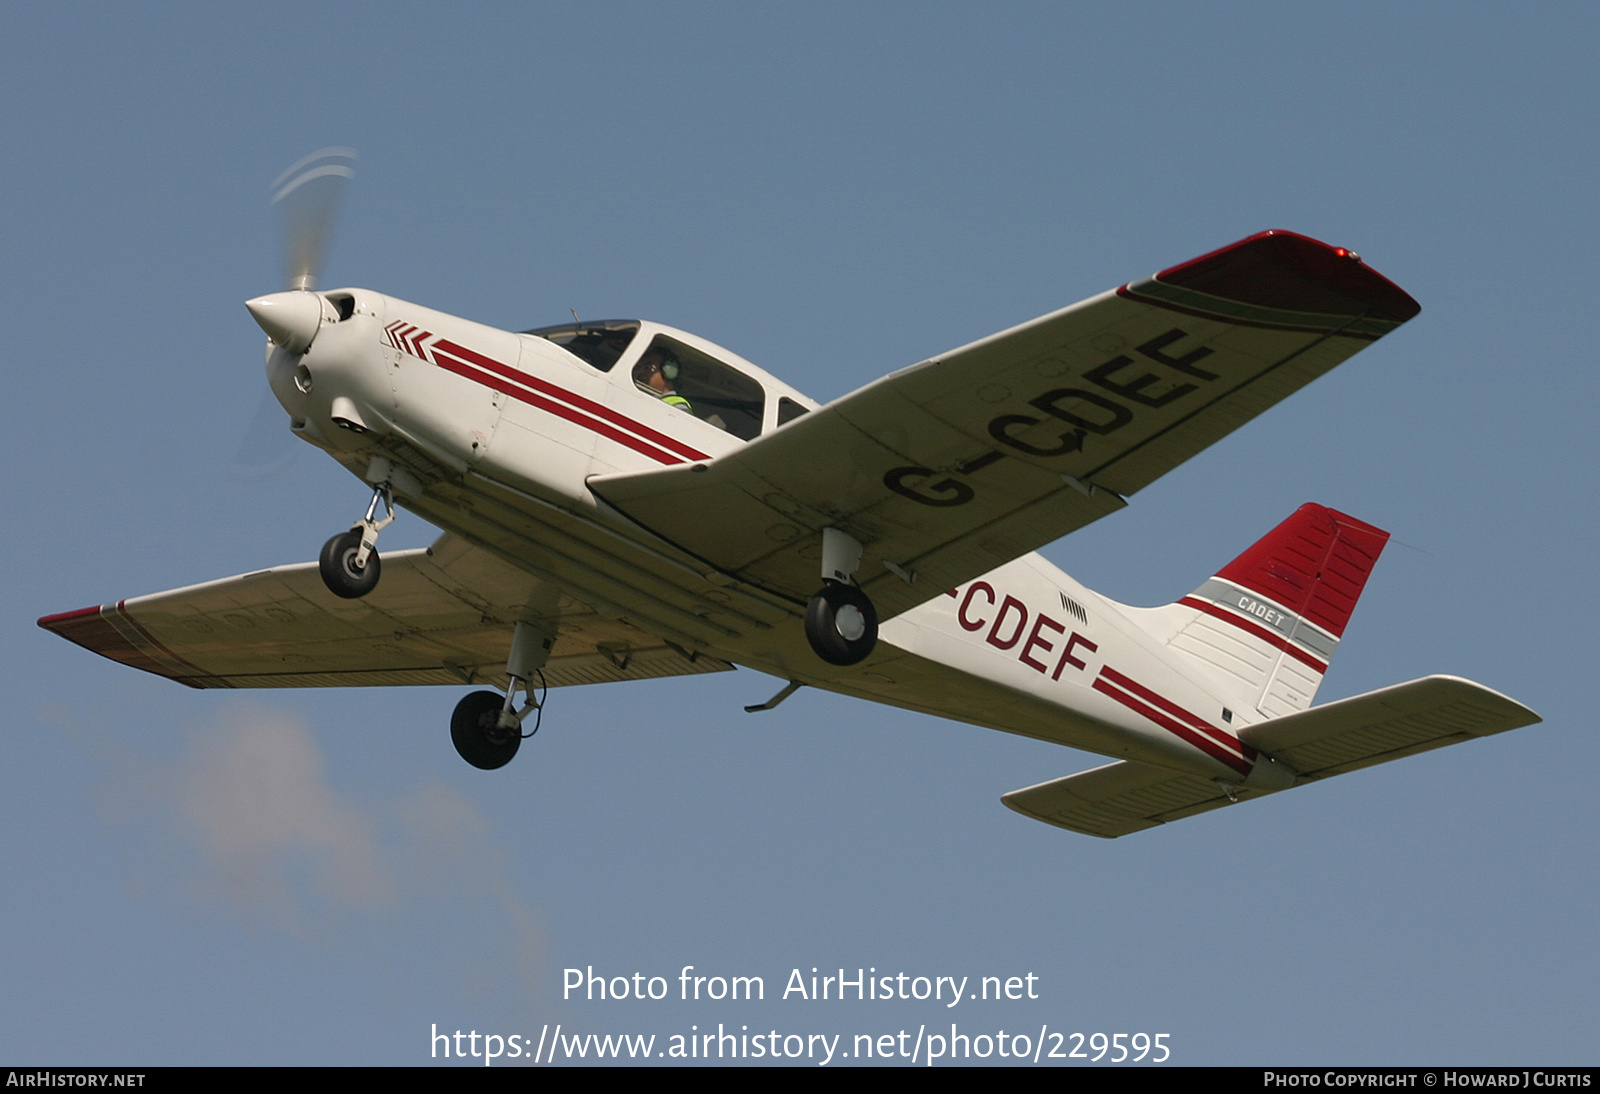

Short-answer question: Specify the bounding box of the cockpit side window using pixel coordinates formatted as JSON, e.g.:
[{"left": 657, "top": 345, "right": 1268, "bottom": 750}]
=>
[
  {"left": 523, "top": 320, "right": 640, "bottom": 373},
  {"left": 630, "top": 335, "right": 766, "bottom": 441}
]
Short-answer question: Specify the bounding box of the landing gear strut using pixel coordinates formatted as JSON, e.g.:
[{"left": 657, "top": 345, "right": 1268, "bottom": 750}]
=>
[
  {"left": 803, "top": 528, "right": 878, "bottom": 666},
  {"left": 451, "top": 619, "right": 555, "bottom": 770}
]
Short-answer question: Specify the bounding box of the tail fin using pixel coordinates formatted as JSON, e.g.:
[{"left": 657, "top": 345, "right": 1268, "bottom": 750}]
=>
[{"left": 1161, "top": 504, "right": 1390, "bottom": 719}]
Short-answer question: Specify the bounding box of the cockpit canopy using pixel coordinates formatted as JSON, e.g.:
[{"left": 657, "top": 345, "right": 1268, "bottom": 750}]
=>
[
  {"left": 523, "top": 319, "right": 639, "bottom": 373},
  {"left": 523, "top": 319, "right": 814, "bottom": 441}
]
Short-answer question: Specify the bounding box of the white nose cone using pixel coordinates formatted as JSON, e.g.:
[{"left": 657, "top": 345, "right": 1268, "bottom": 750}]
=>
[{"left": 246, "top": 291, "right": 323, "bottom": 354}]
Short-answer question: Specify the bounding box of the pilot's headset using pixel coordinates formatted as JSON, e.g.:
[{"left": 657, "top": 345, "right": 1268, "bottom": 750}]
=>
[{"left": 635, "top": 350, "right": 681, "bottom": 387}]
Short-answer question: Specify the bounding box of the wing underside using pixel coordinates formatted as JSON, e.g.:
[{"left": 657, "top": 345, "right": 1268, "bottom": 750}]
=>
[
  {"left": 38, "top": 534, "right": 732, "bottom": 689},
  {"left": 591, "top": 231, "right": 1421, "bottom": 619}
]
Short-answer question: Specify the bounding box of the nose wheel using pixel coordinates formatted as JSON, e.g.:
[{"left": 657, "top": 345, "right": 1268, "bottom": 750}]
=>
[
  {"left": 319, "top": 528, "right": 381, "bottom": 598},
  {"left": 318, "top": 479, "right": 395, "bottom": 599}
]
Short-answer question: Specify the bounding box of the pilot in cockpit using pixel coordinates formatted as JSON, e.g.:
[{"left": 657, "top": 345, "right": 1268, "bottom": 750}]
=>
[{"left": 632, "top": 349, "right": 693, "bottom": 414}]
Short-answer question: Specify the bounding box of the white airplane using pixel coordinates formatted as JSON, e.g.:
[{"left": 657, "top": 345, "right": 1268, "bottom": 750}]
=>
[{"left": 39, "top": 151, "right": 1539, "bottom": 837}]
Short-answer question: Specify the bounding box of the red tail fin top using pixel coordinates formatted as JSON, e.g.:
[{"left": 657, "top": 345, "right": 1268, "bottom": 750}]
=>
[{"left": 1214, "top": 504, "right": 1390, "bottom": 638}]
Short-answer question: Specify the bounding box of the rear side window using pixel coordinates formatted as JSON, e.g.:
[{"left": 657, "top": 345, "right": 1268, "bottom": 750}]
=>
[{"left": 777, "top": 397, "right": 810, "bottom": 427}]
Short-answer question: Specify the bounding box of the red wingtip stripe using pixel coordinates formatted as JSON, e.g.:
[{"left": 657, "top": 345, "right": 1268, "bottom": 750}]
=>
[
  {"left": 37, "top": 604, "right": 210, "bottom": 688},
  {"left": 37, "top": 604, "right": 105, "bottom": 629},
  {"left": 1154, "top": 230, "right": 1420, "bottom": 324}
]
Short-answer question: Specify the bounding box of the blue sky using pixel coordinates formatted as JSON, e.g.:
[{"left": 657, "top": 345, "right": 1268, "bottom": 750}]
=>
[{"left": 2, "top": 3, "right": 1595, "bottom": 1065}]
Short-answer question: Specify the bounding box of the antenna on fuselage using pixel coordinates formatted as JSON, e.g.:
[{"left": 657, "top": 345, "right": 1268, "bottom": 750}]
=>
[{"left": 570, "top": 307, "right": 581, "bottom": 323}]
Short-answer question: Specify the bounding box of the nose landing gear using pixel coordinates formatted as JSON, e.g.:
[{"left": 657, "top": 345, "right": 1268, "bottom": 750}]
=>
[
  {"left": 803, "top": 527, "right": 879, "bottom": 666},
  {"left": 318, "top": 457, "right": 415, "bottom": 600},
  {"left": 319, "top": 481, "right": 393, "bottom": 599}
]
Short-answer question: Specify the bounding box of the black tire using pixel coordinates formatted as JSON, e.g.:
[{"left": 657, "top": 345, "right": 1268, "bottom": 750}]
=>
[
  {"left": 804, "top": 581, "right": 878, "bottom": 666},
  {"left": 451, "top": 690, "right": 522, "bottom": 770},
  {"left": 319, "top": 529, "right": 381, "bottom": 599}
]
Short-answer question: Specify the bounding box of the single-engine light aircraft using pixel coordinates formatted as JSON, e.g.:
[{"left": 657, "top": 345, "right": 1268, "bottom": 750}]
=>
[{"left": 40, "top": 151, "right": 1539, "bottom": 837}]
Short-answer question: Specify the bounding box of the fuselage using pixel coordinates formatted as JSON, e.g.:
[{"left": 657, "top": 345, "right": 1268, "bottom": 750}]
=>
[{"left": 269, "top": 288, "right": 1289, "bottom": 790}]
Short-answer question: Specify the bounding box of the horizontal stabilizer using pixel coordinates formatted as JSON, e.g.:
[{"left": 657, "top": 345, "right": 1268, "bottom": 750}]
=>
[
  {"left": 1002, "top": 760, "right": 1241, "bottom": 838},
  {"left": 1004, "top": 675, "right": 1540, "bottom": 837},
  {"left": 1238, "top": 674, "right": 1539, "bottom": 779}
]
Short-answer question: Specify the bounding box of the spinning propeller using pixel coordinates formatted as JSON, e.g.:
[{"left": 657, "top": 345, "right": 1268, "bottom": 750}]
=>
[
  {"left": 245, "top": 148, "right": 356, "bottom": 354},
  {"left": 232, "top": 149, "right": 356, "bottom": 482}
]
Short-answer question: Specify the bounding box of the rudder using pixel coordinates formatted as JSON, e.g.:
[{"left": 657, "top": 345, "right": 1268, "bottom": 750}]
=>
[{"left": 1165, "top": 503, "right": 1390, "bottom": 719}]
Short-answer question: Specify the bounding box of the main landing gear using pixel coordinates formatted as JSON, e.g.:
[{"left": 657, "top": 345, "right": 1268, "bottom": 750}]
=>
[
  {"left": 451, "top": 620, "right": 556, "bottom": 770},
  {"left": 803, "top": 528, "right": 878, "bottom": 666}
]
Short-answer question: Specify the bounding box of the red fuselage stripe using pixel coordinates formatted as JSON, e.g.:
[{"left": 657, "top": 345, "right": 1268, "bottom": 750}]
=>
[
  {"left": 1177, "top": 596, "right": 1329, "bottom": 673},
  {"left": 430, "top": 353, "right": 685, "bottom": 466},
  {"left": 1098, "top": 665, "right": 1253, "bottom": 760},
  {"left": 1092, "top": 674, "right": 1253, "bottom": 777},
  {"left": 430, "top": 338, "right": 710, "bottom": 462}
]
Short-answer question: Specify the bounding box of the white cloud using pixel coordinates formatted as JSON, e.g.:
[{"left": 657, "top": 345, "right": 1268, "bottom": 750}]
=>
[
  {"left": 51, "top": 698, "right": 548, "bottom": 1006},
  {"left": 175, "top": 707, "right": 393, "bottom": 925}
]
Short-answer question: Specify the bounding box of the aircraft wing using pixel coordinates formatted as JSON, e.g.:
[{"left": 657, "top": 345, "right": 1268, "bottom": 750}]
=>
[
  {"left": 37, "top": 534, "right": 732, "bottom": 689},
  {"left": 589, "top": 231, "right": 1419, "bottom": 618},
  {"left": 1001, "top": 676, "right": 1540, "bottom": 837}
]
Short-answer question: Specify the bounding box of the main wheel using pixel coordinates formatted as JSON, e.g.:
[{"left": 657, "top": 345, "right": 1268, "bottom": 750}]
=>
[
  {"left": 451, "top": 690, "right": 522, "bottom": 770},
  {"left": 804, "top": 581, "right": 878, "bottom": 666},
  {"left": 319, "top": 529, "right": 381, "bottom": 599}
]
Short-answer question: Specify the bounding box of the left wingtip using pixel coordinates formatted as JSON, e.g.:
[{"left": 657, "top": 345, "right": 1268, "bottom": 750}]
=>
[{"left": 37, "top": 604, "right": 107, "bottom": 633}]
